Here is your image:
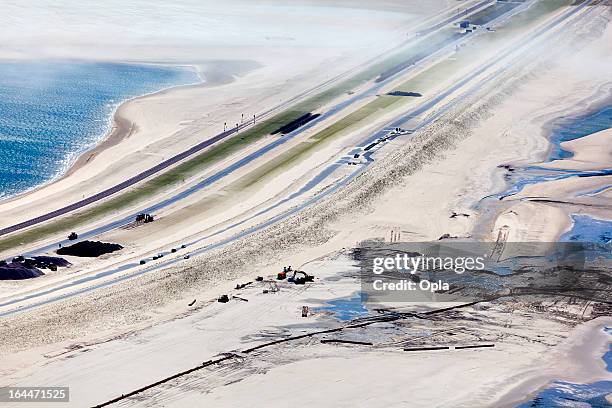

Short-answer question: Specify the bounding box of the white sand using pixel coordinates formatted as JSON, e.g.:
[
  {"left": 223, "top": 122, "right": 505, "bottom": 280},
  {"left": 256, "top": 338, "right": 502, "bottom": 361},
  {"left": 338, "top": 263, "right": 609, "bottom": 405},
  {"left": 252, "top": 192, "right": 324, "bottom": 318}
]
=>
[
  {"left": 3, "top": 255, "right": 609, "bottom": 407},
  {"left": 0, "top": 0, "right": 433, "bottom": 229},
  {"left": 544, "top": 128, "right": 612, "bottom": 171},
  {"left": 0, "top": 2, "right": 611, "bottom": 408}
]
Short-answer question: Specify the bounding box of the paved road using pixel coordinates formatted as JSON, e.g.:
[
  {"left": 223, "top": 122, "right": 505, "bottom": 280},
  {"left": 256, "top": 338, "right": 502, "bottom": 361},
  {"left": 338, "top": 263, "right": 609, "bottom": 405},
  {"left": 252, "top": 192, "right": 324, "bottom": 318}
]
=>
[
  {"left": 6, "top": 0, "right": 501, "bottom": 259},
  {"left": 0, "top": 0, "right": 595, "bottom": 318},
  {"left": 0, "top": 0, "right": 493, "bottom": 238}
]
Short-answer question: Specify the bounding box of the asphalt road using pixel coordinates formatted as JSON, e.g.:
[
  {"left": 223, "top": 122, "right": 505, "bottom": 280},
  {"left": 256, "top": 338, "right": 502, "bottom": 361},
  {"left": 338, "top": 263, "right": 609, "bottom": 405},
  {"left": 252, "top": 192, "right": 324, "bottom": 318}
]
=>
[
  {"left": 4, "top": 0, "right": 501, "bottom": 260},
  {"left": 0, "top": 0, "right": 494, "bottom": 238},
  {"left": 0, "top": 0, "right": 596, "bottom": 319}
]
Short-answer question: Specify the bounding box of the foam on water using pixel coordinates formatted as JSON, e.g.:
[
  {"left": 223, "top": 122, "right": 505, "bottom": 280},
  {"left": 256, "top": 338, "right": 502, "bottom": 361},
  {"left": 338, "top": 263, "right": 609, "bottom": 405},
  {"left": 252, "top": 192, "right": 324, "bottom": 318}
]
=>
[{"left": 0, "top": 60, "right": 200, "bottom": 200}]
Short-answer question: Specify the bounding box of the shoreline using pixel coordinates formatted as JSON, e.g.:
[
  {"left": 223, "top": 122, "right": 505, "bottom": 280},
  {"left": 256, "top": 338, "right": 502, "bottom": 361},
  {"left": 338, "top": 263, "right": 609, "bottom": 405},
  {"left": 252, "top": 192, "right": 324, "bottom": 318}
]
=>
[
  {"left": 496, "top": 318, "right": 612, "bottom": 408},
  {"left": 474, "top": 85, "right": 612, "bottom": 243},
  {"left": 539, "top": 82, "right": 612, "bottom": 163},
  {"left": 0, "top": 61, "right": 206, "bottom": 205},
  {"left": 63, "top": 73, "right": 208, "bottom": 179}
]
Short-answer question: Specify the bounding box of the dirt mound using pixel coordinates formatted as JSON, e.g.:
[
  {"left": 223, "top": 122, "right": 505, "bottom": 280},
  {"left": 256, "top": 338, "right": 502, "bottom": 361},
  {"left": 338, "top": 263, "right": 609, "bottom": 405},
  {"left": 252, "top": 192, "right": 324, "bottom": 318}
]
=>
[
  {"left": 57, "top": 241, "right": 123, "bottom": 257},
  {"left": 0, "top": 262, "right": 44, "bottom": 280}
]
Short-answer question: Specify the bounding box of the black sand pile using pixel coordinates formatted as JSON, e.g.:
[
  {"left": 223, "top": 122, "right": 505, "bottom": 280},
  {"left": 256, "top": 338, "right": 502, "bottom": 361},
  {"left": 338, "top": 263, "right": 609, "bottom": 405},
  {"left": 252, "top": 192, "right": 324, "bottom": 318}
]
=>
[
  {"left": 57, "top": 241, "right": 123, "bottom": 257},
  {"left": 271, "top": 113, "right": 321, "bottom": 135},
  {"left": 0, "top": 262, "right": 44, "bottom": 280},
  {"left": 0, "top": 256, "right": 71, "bottom": 280},
  {"left": 31, "top": 256, "right": 71, "bottom": 267},
  {"left": 387, "top": 91, "right": 422, "bottom": 97}
]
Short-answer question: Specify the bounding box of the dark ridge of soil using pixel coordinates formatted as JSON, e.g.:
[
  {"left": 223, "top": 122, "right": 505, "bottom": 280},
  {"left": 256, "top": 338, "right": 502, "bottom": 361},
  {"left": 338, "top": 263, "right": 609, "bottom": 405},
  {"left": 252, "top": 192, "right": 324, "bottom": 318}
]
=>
[
  {"left": 387, "top": 91, "right": 422, "bottom": 97},
  {"left": 57, "top": 241, "right": 123, "bottom": 257},
  {"left": 0, "top": 263, "right": 44, "bottom": 280},
  {"left": 271, "top": 113, "right": 321, "bottom": 135},
  {"left": 0, "top": 256, "right": 71, "bottom": 280},
  {"left": 31, "top": 256, "right": 71, "bottom": 267}
]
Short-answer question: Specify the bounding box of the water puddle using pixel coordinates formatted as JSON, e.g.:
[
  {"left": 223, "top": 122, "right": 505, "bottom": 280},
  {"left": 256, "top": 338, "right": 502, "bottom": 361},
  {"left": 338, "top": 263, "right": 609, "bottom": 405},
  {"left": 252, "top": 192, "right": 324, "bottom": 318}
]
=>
[
  {"left": 517, "top": 327, "right": 612, "bottom": 408},
  {"left": 560, "top": 215, "right": 612, "bottom": 245},
  {"left": 315, "top": 292, "right": 369, "bottom": 321}
]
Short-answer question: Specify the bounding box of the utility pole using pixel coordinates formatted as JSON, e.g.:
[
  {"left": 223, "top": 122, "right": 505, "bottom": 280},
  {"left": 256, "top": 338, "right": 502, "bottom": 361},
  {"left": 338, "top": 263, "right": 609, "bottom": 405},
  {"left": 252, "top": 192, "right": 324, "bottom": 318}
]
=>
[
  {"left": 253, "top": 114, "right": 256, "bottom": 124},
  {"left": 224, "top": 122, "right": 227, "bottom": 132},
  {"left": 241, "top": 113, "right": 244, "bottom": 123}
]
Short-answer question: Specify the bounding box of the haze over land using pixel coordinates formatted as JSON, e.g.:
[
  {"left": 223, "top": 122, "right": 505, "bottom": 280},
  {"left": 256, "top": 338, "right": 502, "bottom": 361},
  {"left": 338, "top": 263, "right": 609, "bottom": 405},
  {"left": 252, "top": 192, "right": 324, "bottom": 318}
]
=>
[
  {"left": 0, "top": 1, "right": 610, "bottom": 407},
  {"left": 1, "top": 0, "right": 437, "bottom": 61}
]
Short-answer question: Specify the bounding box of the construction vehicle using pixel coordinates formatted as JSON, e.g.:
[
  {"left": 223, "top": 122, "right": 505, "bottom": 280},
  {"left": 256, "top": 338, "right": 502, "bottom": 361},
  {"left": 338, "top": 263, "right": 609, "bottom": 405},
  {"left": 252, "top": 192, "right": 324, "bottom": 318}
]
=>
[
  {"left": 135, "top": 213, "right": 154, "bottom": 223},
  {"left": 277, "top": 265, "right": 292, "bottom": 280},
  {"left": 389, "top": 127, "right": 412, "bottom": 136},
  {"left": 287, "top": 270, "right": 314, "bottom": 285},
  {"left": 68, "top": 232, "right": 78, "bottom": 240}
]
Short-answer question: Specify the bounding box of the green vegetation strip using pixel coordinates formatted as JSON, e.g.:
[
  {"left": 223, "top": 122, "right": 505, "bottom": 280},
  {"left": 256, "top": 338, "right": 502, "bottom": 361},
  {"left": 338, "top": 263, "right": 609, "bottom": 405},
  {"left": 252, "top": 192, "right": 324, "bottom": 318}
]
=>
[
  {"left": 4, "top": 2, "right": 551, "bottom": 252},
  {"left": 1, "top": 27, "right": 466, "bottom": 252},
  {"left": 228, "top": 0, "right": 572, "bottom": 191}
]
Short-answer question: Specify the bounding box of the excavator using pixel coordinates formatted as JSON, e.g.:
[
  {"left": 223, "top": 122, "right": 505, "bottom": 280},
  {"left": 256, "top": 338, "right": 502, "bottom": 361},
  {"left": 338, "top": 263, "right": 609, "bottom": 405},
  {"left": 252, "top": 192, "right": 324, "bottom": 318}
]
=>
[
  {"left": 288, "top": 270, "right": 314, "bottom": 285},
  {"left": 277, "top": 266, "right": 314, "bottom": 284}
]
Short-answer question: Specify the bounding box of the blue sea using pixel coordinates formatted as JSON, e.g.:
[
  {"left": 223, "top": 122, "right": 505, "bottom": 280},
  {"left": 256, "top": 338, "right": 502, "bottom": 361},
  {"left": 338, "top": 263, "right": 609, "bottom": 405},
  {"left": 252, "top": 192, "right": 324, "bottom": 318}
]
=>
[
  {"left": 548, "top": 105, "right": 612, "bottom": 161},
  {"left": 490, "top": 104, "right": 612, "bottom": 200},
  {"left": 0, "top": 61, "right": 200, "bottom": 200}
]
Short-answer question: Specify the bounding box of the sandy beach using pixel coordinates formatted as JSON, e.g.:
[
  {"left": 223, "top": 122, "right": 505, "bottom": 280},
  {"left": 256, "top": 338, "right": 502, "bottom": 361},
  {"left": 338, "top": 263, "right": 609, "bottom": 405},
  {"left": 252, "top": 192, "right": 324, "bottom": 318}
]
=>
[
  {"left": 0, "top": 0, "right": 434, "bottom": 229},
  {"left": 0, "top": 1, "right": 611, "bottom": 407}
]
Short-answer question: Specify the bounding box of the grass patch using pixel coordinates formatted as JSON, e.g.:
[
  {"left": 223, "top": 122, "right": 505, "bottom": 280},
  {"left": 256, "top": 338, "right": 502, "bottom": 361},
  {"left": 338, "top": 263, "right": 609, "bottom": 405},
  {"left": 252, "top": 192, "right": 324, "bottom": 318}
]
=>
[
  {"left": 1, "top": 2, "right": 568, "bottom": 252},
  {"left": 229, "top": 96, "right": 408, "bottom": 190},
  {"left": 226, "top": 0, "right": 573, "bottom": 192}
]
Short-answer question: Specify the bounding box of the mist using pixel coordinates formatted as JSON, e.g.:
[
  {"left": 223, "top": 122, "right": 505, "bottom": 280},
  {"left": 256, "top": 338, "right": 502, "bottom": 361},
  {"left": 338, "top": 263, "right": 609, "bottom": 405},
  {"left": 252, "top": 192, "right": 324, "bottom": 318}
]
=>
[{"left": 1, "top": 0, "right": 423, "bottom": 63}]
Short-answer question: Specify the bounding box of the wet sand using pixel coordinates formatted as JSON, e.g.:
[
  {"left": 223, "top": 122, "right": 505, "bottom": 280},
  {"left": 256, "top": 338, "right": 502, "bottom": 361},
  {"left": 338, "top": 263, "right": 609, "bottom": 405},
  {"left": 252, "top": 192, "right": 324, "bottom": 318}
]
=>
[{"left": 0, "top": 2, "right": 610, "bottom": 407}]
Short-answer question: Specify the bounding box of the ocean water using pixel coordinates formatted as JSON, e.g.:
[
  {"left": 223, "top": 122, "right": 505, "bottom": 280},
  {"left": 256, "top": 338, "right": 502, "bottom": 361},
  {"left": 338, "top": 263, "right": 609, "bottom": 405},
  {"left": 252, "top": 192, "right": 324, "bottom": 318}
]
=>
[
  {"left": 0, "top": 60, "right": 200, "bottom": 200},
  {"left": 548, "top": 105, "right": 612, "bottom": 161},
  {"left": 516, "top": 327, "right": 612, "bottom": 408},
  {"left": 488, "top": 103, "right": 612, "bottom": 200}
]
